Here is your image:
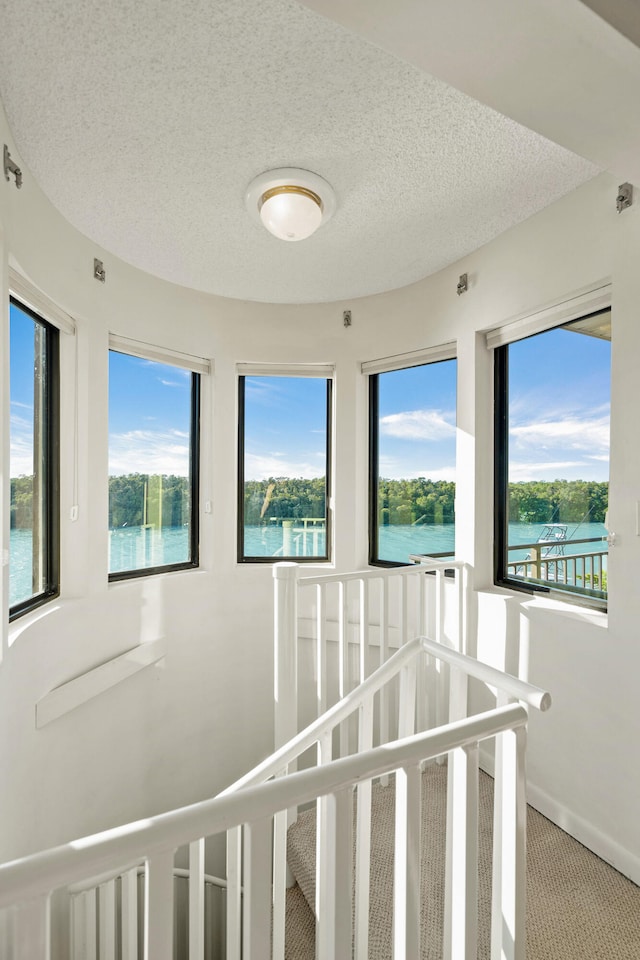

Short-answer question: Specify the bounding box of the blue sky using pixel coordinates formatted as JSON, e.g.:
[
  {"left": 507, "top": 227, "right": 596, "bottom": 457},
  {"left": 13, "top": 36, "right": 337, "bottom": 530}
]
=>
[
  {"left": 10, "top": 301, "right": 611, "bottom": 484},
  {"left": 508, "top": 324, "right": 610, "bottom": 482},
  {"left": 378, "top": 360, "right": 457, "bottom": 480},
  {"left": 108, "top": 352, "right": 191, "bottom": 476},
  {"left": 9, "top": 303, "right": 36, "bottom": 477},
  {"left": 244, "top": 376, "right": 327, "bottom": 480}
]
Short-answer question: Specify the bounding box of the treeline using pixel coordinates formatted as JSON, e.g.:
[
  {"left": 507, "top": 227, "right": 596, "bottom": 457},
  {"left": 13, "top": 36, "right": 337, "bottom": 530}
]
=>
[
  {"left": 507, "top": 479, "right": 608, "bottom": 524},
  {"left": 378, "top": 478, "right": 455, "bottom": 526},
  {"left": 10, "top": 476, "right": 33, "bottom": 529},
  {"left": 244, "top": 478, "right": 326, "bottom": 525},
  {"left": 378, "top": 478, "right": 608, "bottom": 526},
  {"left": 10, "top": 474, "right": 609, "bottom": 530},
  {"left": 10, "top": 474, "right": 191, "bottom": 529}
]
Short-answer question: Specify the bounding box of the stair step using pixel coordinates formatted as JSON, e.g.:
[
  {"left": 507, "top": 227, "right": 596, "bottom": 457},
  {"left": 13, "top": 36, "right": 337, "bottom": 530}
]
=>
[
  {"left": 286, "top": 764, "right": 495, "bottom": 959},
  {"left": 284, "top": 884, "right": 315, "bottom": 960}
]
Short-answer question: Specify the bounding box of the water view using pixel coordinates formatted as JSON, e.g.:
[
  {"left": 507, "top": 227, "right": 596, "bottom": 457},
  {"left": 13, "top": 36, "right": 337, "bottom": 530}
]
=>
[{"left": 9, "top": 520, "right": 608, "bottom": 605}]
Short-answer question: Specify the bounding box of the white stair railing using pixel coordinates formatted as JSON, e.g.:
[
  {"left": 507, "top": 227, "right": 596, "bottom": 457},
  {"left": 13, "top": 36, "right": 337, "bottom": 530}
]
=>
[
  {"left": 273, "top": 559, "right": 472, "bottom": 751},
  {"left": 0, "top": 693, "right": 544, "bottom": 960},
  {"left": 0, "top": 559, "right": 549, "bottom": 960}
]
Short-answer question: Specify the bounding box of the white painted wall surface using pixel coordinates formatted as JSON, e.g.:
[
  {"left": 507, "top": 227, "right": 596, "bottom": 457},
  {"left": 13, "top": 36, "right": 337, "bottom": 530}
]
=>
[{"left": 1, "top": 100, "right": 639, "bottom": 884}]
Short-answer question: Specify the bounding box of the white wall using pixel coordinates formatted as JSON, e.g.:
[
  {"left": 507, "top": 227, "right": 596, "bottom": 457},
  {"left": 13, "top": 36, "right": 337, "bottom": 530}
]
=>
[{"left": 1, "top": 102, "right": 639, "bottom": 883}]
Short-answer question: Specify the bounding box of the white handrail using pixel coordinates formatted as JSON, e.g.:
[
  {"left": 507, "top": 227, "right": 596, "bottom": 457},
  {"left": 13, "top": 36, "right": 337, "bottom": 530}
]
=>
[
  {"left": 222, "top": 637, "right": 424, "bottom": 794},
  {"left": 223, "top": 634, "right": 550, "bottom": 796},
  {"left": 297, "top": 558, "right": 464, "bottom": 586},
  {"left": 0, "top": 703, "right": 525, "bottom": 910},
  {"left": 419, "top": 635, "right": 552, "bottom": 712}
]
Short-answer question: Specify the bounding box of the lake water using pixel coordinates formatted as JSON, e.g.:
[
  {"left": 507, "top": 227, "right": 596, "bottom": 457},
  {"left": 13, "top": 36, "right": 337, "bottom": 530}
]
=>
[{"left": 9, "top": 521, "right": 608, "bottom": 605}]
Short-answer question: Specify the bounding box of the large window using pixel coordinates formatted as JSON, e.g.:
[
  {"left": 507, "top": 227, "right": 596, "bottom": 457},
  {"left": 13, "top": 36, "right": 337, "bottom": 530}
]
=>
[
  {"left": 108, "top": 350, "right": 200, "bottom": 579},
  {"left": 494, "top": 309, "right": 611, "bottom": 605},
  {"left": 238, "top": 373, "right": 331, "bottom": 562},
  {"left": 369, "top": 357, "right": 457, "bottom": 565},
  {"left": 9, "top": 298, "right": 59, "bottom": 619}
]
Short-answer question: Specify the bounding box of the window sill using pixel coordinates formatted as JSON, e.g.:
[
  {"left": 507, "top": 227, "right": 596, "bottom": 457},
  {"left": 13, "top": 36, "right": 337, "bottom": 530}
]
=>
[{"left": 479, "top": 584, "right": 607, "bottom": 629}]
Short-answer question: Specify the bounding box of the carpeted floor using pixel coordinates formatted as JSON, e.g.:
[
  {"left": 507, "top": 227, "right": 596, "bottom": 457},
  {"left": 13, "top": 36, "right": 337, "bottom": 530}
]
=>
[{"left": 284, "top": 766, "right": 640, "bottom": 959}]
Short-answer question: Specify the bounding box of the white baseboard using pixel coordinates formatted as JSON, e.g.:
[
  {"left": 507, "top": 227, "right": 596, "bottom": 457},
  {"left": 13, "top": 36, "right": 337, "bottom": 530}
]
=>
[{"left": 479, "top": 745, "right": 640, "bottom": 886}]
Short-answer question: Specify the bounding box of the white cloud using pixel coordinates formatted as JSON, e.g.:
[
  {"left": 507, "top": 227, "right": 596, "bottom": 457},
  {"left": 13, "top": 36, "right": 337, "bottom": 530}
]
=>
[
  {"left": 244, "top": 452, "right": 324, "bottom": 481},
  {"left": 510, "top": 415, "right": 609, "bottom": 456},
  {"left": 109, "top": 429, "right": 190, "bottom": 476},
  {"left": 10, "top": 436, "right": 34, "bottom": 477},
  {"left": 9, "top": 413, "right": 34, "bottom": 476},
  {"left": 509, "top": 460, "right": 585, "bottom": 482},
  {"left": 380, "top": 409, "right": 455, "bottom": 441},
  {"left": 402, "top": 465, "right": 456, "bottom": 481},
  {"left": 378, "top": 454, "right": 455, "bottom": 481}
]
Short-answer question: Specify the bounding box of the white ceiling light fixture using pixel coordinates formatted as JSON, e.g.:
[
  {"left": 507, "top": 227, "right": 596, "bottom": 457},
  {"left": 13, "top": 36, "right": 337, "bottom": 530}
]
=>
[{"left": 245, "top": 168, "right": 336, "bottom": 241}]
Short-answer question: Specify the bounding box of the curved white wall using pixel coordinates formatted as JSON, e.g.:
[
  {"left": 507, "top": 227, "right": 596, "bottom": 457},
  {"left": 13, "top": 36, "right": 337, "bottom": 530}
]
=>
[{"left": 1, "top": 103, "right": 639, "bottom": 883}]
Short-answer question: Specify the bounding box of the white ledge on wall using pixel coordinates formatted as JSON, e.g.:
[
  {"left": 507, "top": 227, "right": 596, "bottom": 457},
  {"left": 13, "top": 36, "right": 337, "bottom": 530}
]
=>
[{"left": 35, "top": 638, "right": 166, "bottom": 728}]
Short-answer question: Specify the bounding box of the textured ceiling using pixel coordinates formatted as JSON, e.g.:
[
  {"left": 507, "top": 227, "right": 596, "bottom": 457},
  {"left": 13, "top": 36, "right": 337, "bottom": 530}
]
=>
[{"left": 0, "top": 0, "right": 599, "bottom": 304}]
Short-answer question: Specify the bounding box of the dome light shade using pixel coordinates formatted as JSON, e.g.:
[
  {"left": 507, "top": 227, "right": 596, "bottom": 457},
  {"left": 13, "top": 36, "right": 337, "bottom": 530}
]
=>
[
  {"left": 246, "top": 168, "right": 336, "bottom": 242},
  {"left": 259, "top": 185, "right": 323, "bottom": 241}
]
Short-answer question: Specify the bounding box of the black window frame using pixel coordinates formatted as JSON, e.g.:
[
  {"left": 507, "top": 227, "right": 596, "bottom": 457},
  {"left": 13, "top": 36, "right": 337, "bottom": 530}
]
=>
[
  {"left": 237, "top": 374, "right": 332, "bottom": 564},
  {"left": 368, "top": 362, "right": 457, "bottom": 568},
  {"left": 493, "top": 310, "right": 610, "bottom": 610},
  {"left": 108, "top": 357, "right": 200, "bottom": 582},
  {"left": 9, "top": 297, "right": 60, "bottom": 622}
]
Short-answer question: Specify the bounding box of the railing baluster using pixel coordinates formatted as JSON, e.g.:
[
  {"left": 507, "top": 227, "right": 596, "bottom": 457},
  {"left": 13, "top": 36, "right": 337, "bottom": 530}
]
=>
[
  {"left": 0, "top": 908, "right": 14, "bottom": 960},
  {"left": 355, "top": 699, "right": 374, "bottom": 960},
  {"left": 316, "top": 583, "right": 327, "bottom": 718},
  {"left": 491, "top": 726, "right": 527, "bottom": 960},
  {"left": 15, "top": 894, "right": 51, "bottom": 960},
  {"left": 339, "top": 580, "right": 349, "bottom": 756},
  {"left": 401, "top": 574, "right": 409, "bottom": 646},
  {"left": 435, "top": 568, "right": 444, "bottom": 645},
  {"left": 225, "top": 827, "right": 242, "bottom": 960},
  {"left": 273, "top": 563, "right": 298, "bottom": 750},
  {"left": 99, "top": 879, "right": 117, "bottom": 960},
  {"left": 318, "top": 786, "right": 353, "bottom": 960},
  {"left": 393, "top": 763, "right": 421, "bottom": 959},
  {"left": 398, "top": 661, "right": 417, "bottom": 738},
  {"left": 121, "top": 867, "right": 138, "bottom": 960},
  {"left": 316, "top": 730, "right": 333, "bottom": 951},
  {"left": 144, "top": 850, "right": 174, "bottom": 960},
  {"left": 272, "top": 804, "right": 288, "bottom": 960},
  {"left": 416, "top": 574, "right": 428, "bottom": 734},
  {"left": 380, "top": 576, "right": 390, "bottom": 744},
  {"left": 243, "top": 817, "right": 273, "bottom": 960},
  {"left": 444, "top": 742, "right": 479, "bottom": 960},
  {"left": 359, "top": 578, "right": 369, "bottom": 685},
  {"left": 74, "top": 889, "right": 96, "bottom": 960},
  {"left": 338, "top": 580, "right": 347, "bottom": 699},
  {"left": 189, "top": 839, "right": 205, "bottom": 960}
]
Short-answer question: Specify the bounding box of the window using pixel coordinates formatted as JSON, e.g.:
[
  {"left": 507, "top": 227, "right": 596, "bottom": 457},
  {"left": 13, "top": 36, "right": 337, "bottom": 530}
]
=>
[
  {"left": 9, "top": 298, "right": 59, "bottom": 619},
  {"left": 238, "top": 373, "right": 331, "bottom": 562},
  {"left": 108, "top": 350, "right": 200, "bottom": 579},
  {"left": 369, "top": 357, "right": 457, "bottom": 565},
  {"left": 494, "top": 309, "right": 611, "bottom": 605}
]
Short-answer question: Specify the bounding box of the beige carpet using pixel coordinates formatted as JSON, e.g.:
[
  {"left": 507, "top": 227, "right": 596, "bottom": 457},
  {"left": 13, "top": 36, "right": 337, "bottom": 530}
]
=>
[{"left": 284, "top": 766, "right": 640, "bottom": 959}]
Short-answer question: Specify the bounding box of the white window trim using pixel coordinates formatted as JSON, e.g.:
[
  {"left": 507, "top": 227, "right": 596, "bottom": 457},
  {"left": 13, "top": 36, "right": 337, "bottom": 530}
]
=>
[
  {"left": 485, "top": 280, "right": 612, "bottom": 350},
  {"left": 361, "top": 342, "right": 456, "bottom": 376},
  {"left": 237, "top": 362, "right": 334, "bottom": 378},
  {"left": 109, "top": 334, "right": 211, "bottom": 376},
  {"left": 9, "top": 268, "right": 76, "bottom": 336}
]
